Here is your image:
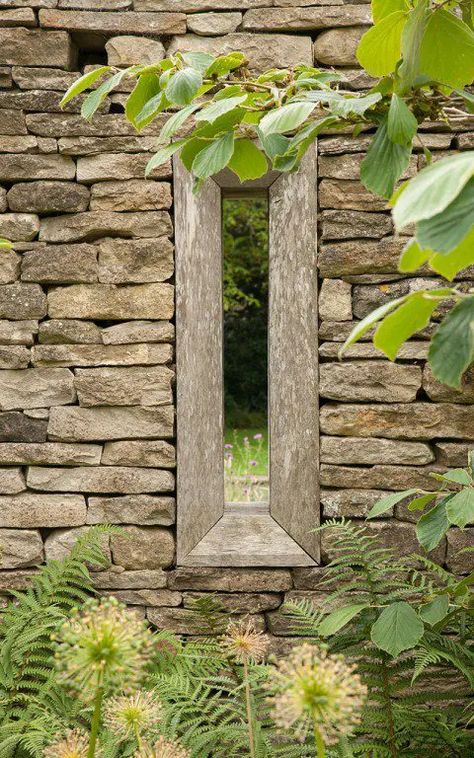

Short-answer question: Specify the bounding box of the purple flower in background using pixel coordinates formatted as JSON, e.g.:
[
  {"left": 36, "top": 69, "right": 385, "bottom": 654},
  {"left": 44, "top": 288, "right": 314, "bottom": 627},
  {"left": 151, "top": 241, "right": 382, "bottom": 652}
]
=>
[
  {"left": 250, "top": 460, "right": 257, "bottom": 467},
  {"left": 224, "top": 443, "right": 233, "bottom": 449},
  {"left": 253, "top": 433, "right": 263, "bottom": 440}
]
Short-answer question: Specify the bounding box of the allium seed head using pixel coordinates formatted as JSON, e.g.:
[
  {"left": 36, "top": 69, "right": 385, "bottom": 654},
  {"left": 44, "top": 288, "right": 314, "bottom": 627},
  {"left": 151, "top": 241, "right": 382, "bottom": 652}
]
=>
[
  {"left": 266, "top": 644, "right": 367, "bottom": 744},
  {"left": 135, "top": 735, "right": 189, "bottom": 758},
  {"left": 221, "top": 618, "right": 269, "bottom": 664},
  {"left": 44, "top": 730, "right": 89, "bottom": 758},
  {"left": 104, "top": 691, "right": 162, "bottom": 738}
]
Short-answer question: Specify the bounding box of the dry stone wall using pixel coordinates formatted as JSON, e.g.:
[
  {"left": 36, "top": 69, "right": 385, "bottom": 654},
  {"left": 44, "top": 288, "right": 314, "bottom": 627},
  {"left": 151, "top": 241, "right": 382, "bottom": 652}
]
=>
[{"left": 0, "top": 0, "right": 473, "bottom": 642}]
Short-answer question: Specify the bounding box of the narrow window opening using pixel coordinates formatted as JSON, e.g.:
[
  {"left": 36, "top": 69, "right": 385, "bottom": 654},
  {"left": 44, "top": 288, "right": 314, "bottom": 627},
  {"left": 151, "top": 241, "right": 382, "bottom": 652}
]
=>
[{"left": 222, "top": 195, "right": 269, "bottom": 505}]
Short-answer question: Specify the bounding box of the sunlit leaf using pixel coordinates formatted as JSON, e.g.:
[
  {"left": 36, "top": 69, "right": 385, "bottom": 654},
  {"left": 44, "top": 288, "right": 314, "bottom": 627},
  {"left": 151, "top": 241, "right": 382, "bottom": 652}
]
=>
[
  {"left": 81, "top": 69, "right": 128, "bottom": 121},
  {"left": 0, "top": 238, "right": 13, "bottom": 250},
  {"left": 166, "top": 67, "right": 202, "bottom": 105},
  {"left": 373, "top": 290, "right": 447, "bottom": 360},
  {"left": 367, "top": 489, "right": 419, "bottom": 519},
  {"left": 416, "top": 499, "right": 450, "bottom": 551},
  {"left": 227, "top": 139, "right": 268, "bottom": 181},
  {"left": 441, "top": 469, "right": 472, "bottom": 486},
  {"left": 126, "top": 73, "right": 161, "bottom": 130},
  {"left": 446, "top": 488, "right": 474, "bottom": 528},
  {"left": 417, "top": 177, "right": 474, "bottom": 254},
  {"left": 145, "top": 140, "right": 186, "bottom": 177},
  {"left": 319, "top": 604, "right": 370, "bottom": 636},
  {"left": 60, "top": 65, "right": 111, "bottom": 107},
  {"left": 419, "top": 594, "right": 449, "bottom": 625},
  {"left": 259, "top": 102, "right": 316, "bottom": 137},
  {"left": 429, "top": 229, "right": 474, "bottom": 280},
  {"left": 371, "top": 602, "right": 424, "bottom": 657},
  {"left": 419, "top": 9, "right": 474, "bottom": 89},
  {"left": 159, "top": 103, "right": 200, "bottom": 142},
  {"left": 192, "top": 131, "right": 235, "bottom": 179},
  {"left": 182, "top": 51, "right": 215, "bottom": 73},
  {"left": 372, "top": 0, "right": 409, "bottom": 24},
  {"left": 339, "top": 296, "right": 407, "bottom": 356},
  {"left": 206, "top": 52, "right": 246, "bottom": 78},
  {"left": 429, "top": 296, "right": 474, "bottom": 388},
  {"left": 398, "top": 0, "right": 429, "bottom": 92},
  {"left": 357, "top": 12, "right": 407, "bottom": 77},
  {"left": 398, "top": 238, "right": 431, "bottom": 273},
  {"left": 196, "top": 95, "right": 248, "bottom": 124},
  {"left": 407, "top": 493, "right": 438, "bottom": 512}
]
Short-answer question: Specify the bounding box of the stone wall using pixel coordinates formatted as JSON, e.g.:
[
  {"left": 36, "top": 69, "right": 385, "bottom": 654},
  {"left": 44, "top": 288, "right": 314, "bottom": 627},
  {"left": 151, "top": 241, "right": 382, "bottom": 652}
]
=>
[{"left": 0, "top": 0, "right": 473, "bottom": 641}]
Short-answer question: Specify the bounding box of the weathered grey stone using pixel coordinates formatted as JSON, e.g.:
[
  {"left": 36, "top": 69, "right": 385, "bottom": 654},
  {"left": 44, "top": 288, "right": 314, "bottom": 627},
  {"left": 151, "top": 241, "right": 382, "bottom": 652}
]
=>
[
  {"left": 320, "top": 436, "right": 434, "bottom": 465},
  {"left": 0, "top": 529, "right": 43, "bottom": 569},
  {"left": 0, "top": 8, "right": 35, "bottom": 26},
  {"left": 167, "top": 32, "right": 312, "bottom": 71},
  {"left": 78, "top": 155, "right": 171, "bottom": 185},
  {"left": 21, "top": 243, "right": 98, "bottom": 284},
  {"left": 40, "top": 211, "right": 172, "bottom": 244},
  {"left": 0, "top": 468, "right": 25, "bottom": 495},
  {"left": 0, "top": 109, "right": 27, "bottom": 135},
  {"left": 320, "top": 362, "right": 421, "bottom": 403},
  {"left": 111, "top": 526, "right": 175, "bottom": 569},
  {"left": 0, "top": 368, "right": 75, "bottom": 410},
  {"left": 88, "top": 495, "right": 175, "bottom": 525},
  {"left": 319, "top": 238, "right": 404, "bottom": 277},
  {"left": 321, "top": 403, "right": 474, "bottom": 440},
  {"left": 0, "top": 492, "right": 86, "bottom": 527},
  {"left": 105, "top": 35, "right": 164, "bottom": 66},
  {"left": 12, "top": 66, "right": 79, "bottom": 91},
  {"left": 423, "top": 364, "right": 474, "bottom": 404},
  {"left": 44, "top": 526, "right": 111, "bottom": 566},
  {"left": 0, "top": 213, "right": 40, "bottom": 242},
  {"left": 75, "top": 365, "right": 173, "bottom": 407},
  {"left": 0, "top": 320, "right": 38, "bottom": 346},
  {"left": 59, "top": 0, "right": 132, "bottom": 8},
  {"left": 39, "top": 319, "right": 101, "bottom": 344},
  {"left": 0, "top": 346, "right": 30, "bottom": 369},
  {"left": 319, "top": 279, "right": 352, "bottom": 321},
  {"left": 188, "top": 12, "right": 242, "bottom": 35},
  {"left": 48, "top": 405, "right": 174, "bottom": 441},
  {"left": 0, "top": 29, "right": 72, "bottom": 68},
  {"left": 27, "top": 465, "right": 174, "bottom": 494},
  {"left": 102, "top": 321, "right": 174, "bottom": 345},
  {"left": 168, "top": 567, "right": 292, "bottom": 592},
  {"left": 353, "top": 279, "right": 442, "bottom": 319},
  {"left": 33, "top": 343, "right": 172, "bottom": 367},
  {"left": 319, "top": 153, "right": 417, "bottom": 181},
  {"left": 0, "top": 155, "right": 75, "bottom": 182},
  {"left": 147, "top": 607, "right": 264, "bottom": 634},
  {"left": 446, "top": 529, "right": 474, "bottom": 574},
  {"left": 8, "top": 181, "right": 89, "bottom": 214},
  {"left": 321, "top": 464, "right": 442, "bottom": 491},
  {"left": 0, "top": 67, "right": 12, "bottom": 88},
  {"left": 24, "top": 408, "right": 49, "bottom": 419},
  {"left": 314, "top": 26, "right": 367, "bottom": 65},
  {"left": 58, "top": 135, "right": 160, "bottom": 155},
  {"left": 0, "top": 442, "right": 101, "bottom": 466},
  {"left": 48, "top": 283, "right": 174, "bottom": 320},
  {"left": 37, "top": 137, "right": 58, "bottom": 153},
  {"left": 92, "top": 568, "right": 167, "bottom": 590},
  {"left": 102, "top": 440, "right": 175, "bottom": 468},
  {"left": 98, "top": 237, "right": 173, "bottom": 283},
  {"left": 0, "top": 187, "right": 6, "bottom": 214},
  {"left": 0, "top": 569, "right": 37, "bottom": 591},
  {"left": 319, "top": 179, "right": 387, "bottom": 212},
  {"left": 0, "top": 136, "right": 39, "bottom": 153},
  {"left": 0, "top": 89, "right": 109, "bottom": 115},
  {"left": 183, "top": 591, "right": 281, "bottom": 613},
  {"left": 243, "top": 6, "right": 371, "bottom": 30},
  {"left": 90, "top": 180, "right": 171, "bottom": 213},
  {"left": 27, "top": 113, "right": 167, "bottom": 138},
  {"left": 39, "top": 8, "right": 186, "bottom": 34},
  {"left": 319, "top": 341, "right": 429, "bottom": 360},
  {"left": 435, "top": 443, "right": 471, "bottom": 468},
  {"left": 0, "top": 249, "right": 21, "bottom": 283},
  {"left": 0, "top": 283, "right": 46, "bottom": 319},
  {"left": 136, "top": 1, "right": 269, "bottom": 8},
  {"left": 322, "top": 210, "right": 392, "bottom": 240},
  {"left": 0, "top": 412, "right": 47, "bottom": 442},
  {"left": 291, "top": 567, "right": 331, "bottom": 591},
  {"left": 103, "top": 589, "right": 181, "bottom": 606}
]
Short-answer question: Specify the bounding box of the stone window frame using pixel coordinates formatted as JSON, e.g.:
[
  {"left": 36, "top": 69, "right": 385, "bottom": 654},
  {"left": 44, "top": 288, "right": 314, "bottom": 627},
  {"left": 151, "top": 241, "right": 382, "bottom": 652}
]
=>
[{"left": 174, "top": 145, "right": 319, "bottom": 567}]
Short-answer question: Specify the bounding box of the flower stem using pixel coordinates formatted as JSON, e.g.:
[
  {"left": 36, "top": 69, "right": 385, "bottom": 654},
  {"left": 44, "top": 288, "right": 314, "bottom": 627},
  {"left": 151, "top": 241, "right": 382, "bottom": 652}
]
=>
[
  {"left": 243, "top": 660, "right": 256, "bottom": 758},
  {"left": 134, "top": 723, "right": 143, "bottom": 751},
  {"left": 87, "top": 683, "right": 105, "bottom": 758},
  {"left": 313, "top": 719, "right": 325, "bottom": 758}
]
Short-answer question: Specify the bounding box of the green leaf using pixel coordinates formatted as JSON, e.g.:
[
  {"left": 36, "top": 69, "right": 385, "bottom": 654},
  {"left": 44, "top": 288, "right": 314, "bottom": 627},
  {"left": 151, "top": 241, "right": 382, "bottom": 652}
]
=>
[
  {"left": 0, "top": 238, "right": 13, "bottom": 250},
  {"left": 357, "top": 12, "right": 407, "bottom": 77},
  {"left": 419, "top": 594, "right": 449, "bottom": 625},
  {"left": 135, "top": 92, "right": 169, "bottom": 130},
  {"left": 306, "top": 90, "right": 382, "bottom": 117},
  {"left": 392, "top": 151, "right": 474, "bottom": 229},
  {"left": 145, "top": 140, "right": 186, "bottom": 177},
  {"left": 60, "top": 65, "right": 111, "bottom": 108},
  {"left": 125, "top": 73, "right": 161, "bottom": 130},
  {"left": 205, "top": 52, "right": 246, "bottom": 78},
  {"left": 194, "top": 108, "right": 244, "bottom": 139},
  {"left": 446, "top": 488, "right": 474, "bottom": 528},
  {"left": 387, "top": 94, "right": 418, "bottom": 146},
  {"left": 361, "top": 120, "right": 412, "bottom": 199},
  {"left": 398, "top": 0, "right": 429, "bottom": 92},
  {"left": 371, "top": 602, "right": 424, "bottom": 657},
  {"left": 373, "top": 290, "right": 445, "bottom": 360},
  {"left": 319, "top": 604, "right": 370, "bottom": 637},
  {"left": 456, "top": 87, "right": 474, "bottom": 114},
  {"left": 257, "top": 131, "right": 291, "bottom": 162},
  {"left": 408, "top": 493, "right": 438, "bottom": 512},
  {"left": 429, "top": 228, "right": 474, "bottom": 280},
  {"left": 441, "top": 469, "right": 473, "bottom": 486},
  {"left": 416, "top": 177, "right": 474, "bottom": 254},
  {"left": 192, "top": 132, "right": 235, "bottom": 179},
  {"left": 419, "top": 9, "right": 474, "bottom": 89},
  {"left": 367, "top": 489, "right": 419, "bottom": 519},
  {"left": 196, "top": 95, "right": 247, "bottom": 124},
  {"left": 182, "top": 51, "right": 215, "bottom": 73},
  {"left": 339, "top": 296, "right": 407, "bottom": 356},
  {"left": 372, "top": 0, "right": 408, "bottom": 24},
  {"left": 81, "top": 69, "right": 128, "bottom": 121},
  {"left": 416, "top": 499, "right": 449, "bottom": 551},
  {"left": 398, "top": 238, "right": 431, "bottom": 273},
  {"left": 159, "top": 103, "right": 200, "bottom": 142},
  {"left": 259, "top": 102, "right": 316, "bottom": 137},
  {"left": 227, "top": 139, "right": 268, "bottom": 182},
  {"left": 429, "top": 296, "right": 474, "bottom": 388},
  {"left": 166, "top": 67, "right": 202, "bottom": 105}
]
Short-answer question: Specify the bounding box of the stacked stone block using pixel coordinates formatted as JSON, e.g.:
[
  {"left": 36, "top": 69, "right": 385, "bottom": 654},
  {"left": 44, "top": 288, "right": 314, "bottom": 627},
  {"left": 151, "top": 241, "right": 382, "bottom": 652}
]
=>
[{"left": 0, "top": 0, "right": 472, "bottom": 635}]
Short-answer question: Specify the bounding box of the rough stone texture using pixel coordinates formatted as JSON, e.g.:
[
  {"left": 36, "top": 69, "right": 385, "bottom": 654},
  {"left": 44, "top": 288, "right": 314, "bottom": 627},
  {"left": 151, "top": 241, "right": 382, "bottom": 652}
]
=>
[
  {"left": 147, "top": 607, "right": 265, "bottom": 634},
  {"left": 320, "top": 437, "right": 434, "bottom": 466},
  {"left": 0, "top": 442, "right": 101, "bottom": 466},
  {"left": 8, "top": 181, "right": 90, "bottom": 214},
  {"left": 319, "top": 278, "right": 352, "bottom": 321},
  {"left": 0, "top": 250, "right": 21, "bottom": 284},
  {"left": 319, "top": 362, "right": 422, "bottom": 403},
  {"left": 39, "top": 211, "right": 172, "bottom": 244},
  {"left": 27, "top": 113, "right": 167, "bottom": 138},
  {"left": 111, "top": 526, "right": 175, "bottom": 569},
  {"left": 77, "top": 154, "right": 171, "bottom": 183},
  {"left": 0, "top": 529, "right": 43, "bottom": 569},
  {"left": 320, "top": 403, "right": 474, "bottom": 440},
  {"left": 0, "top": 346, "right": 30, "bottom": 369},
  {"left": 33, "top": 343, "right": 172, "bottom": 367},
  {"left": 87, "top": 495, "right": 175, "bottom": 525},
  {"left": 103, "top": 589, "right": 182, "bottom": 606},
  {"left": 39, "top": 9, "right": 187, "bottom": 34},
  {"left": 101, "top": 321, "right": 174, "bottom": 345},
  {"left": 0, "top": 28, "right": 73, "bottom": 68},
  {"left": 168, "top": 568, "right": 293, "bottom": 592},
  {"left": 0, "top": 283, "right": 47, "bottom": 320},
  {"left": 0, "top": 412, "right": 47, "bottom": 443},
  {"left": 44, "top": 525, "right": 111, "bottom": 565},
  {"left": 90, "top": 180, "right": 171, "bottom": 213},
  {"left": 423, "top": 364, "right": 474, "bottom": 404},
  {"left": 0, "top": 155, "right": 75, "bottom": 182},
  {"left": 48, "top": 406, "right": 174, "bottom": 441},
  {"left": 319, "top": 238, "right": 404, "bottom": 277},
  {"left": 352, "top": 278, "right": 442, "bottom": 319},
  {"left": 11, "top": 66, "right": 79, "bottom": 91},
  {"left": 321, "top": 489, "right": 391, "bottom": 519},
  {"left": 187, "top": 12, "right": 242, "bottom": 35},
  {"left": 446, "top": 529, "right": 474, "bottom": 574},
  {"left": 27, "top": 466, "right": 174, "bottom": 494},
  {"left": 0, "top": 213, "right": 40, "bottom": 242},
  {"left": 0, "top": 492, "right": 86, "bottom": 527},
  {"left": 435, "top": 443, "right": 471, "bottom": 467},
  {"left": 320, "top": 464, "right": 442, "bottom": 491},
  {"left": 98, "top": 237, "right": 174, "bottom": 283},
  {"left": 21, "top": 243, "right": 98, "bottom": 284},
  {"left": 314, "top": 27, "right": 367, "bottom": 65},
  {"left": 0, "top": 320, "right": 38, "bottom": 346},
  {"left": 319, "top": 179, "right": 387, "bottom": 212},
  {"left": 183, "top": 591, "right": 281, "bottom": 613},
  {"left": 242, "top": 7, "right": 371, "bottom": 31},
  {"left": 321, "top": 210, "right": 392, "bottom": 240},
  {"left": 91, "top": 569, "right": 167, "bottom": 590},
  {"left": 106, "top": 36, "right": 165, "bottom": 66},
  {"left": 39, "top": 319, "right": 102, "bottom": 344},
  {"left": 48, "top": 283, "right": 174, "bottom": 320},
  {"left": 0, "top": 468, "right": 25, "bottom": 495},
  {"left": 0, "top": 109, "right": 27, "bottom": 135},
  {"left": 0, "top": 367, "right": 75, "bottom": 410},
  {"left": 0, "top": 9, "right": 36, "bottom": 27},
  {"left": 101, "top": 440, "right": 175, "bottom": 468},
  {"left": 74, "top": 366, "right": 173, "bottom": 407}
]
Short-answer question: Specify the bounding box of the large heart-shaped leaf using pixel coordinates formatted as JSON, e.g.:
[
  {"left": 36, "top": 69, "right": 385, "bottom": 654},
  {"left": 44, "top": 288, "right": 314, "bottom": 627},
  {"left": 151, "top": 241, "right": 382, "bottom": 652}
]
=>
[
  {"left": 166, "top": 67, "right": 202, "bottom": 105},
  {"left": 429, "top": 296, "right": 474, "bottom": 388},
  {"left": 446, "top": 488, "right": 474, "bottom": 528},
  {"left": 357, "top": 11, "right": 407, "bottom": 77},
  {"left": 227, "top": 139, "right": 268, "bottom": 181},
  {"left": 371, "top": 602, "right": 424, "bottom": 657},
  {"left": 419, "top": 9, "right": 474, "bottom": 89}
]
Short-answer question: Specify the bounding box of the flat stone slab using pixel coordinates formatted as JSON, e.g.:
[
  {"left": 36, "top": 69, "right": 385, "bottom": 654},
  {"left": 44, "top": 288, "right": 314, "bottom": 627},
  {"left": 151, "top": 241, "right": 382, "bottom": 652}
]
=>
[
  {"left": 27, "top": 466, "right": 175, "bottom": 493},
  {"left": 0, "top": 492, "right": 86, "bottom": 527}
]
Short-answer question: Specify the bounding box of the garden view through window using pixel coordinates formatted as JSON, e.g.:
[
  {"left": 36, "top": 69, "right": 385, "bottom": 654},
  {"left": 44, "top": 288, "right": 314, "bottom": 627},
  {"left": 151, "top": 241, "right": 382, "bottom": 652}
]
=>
[{"left": 223, "top": 195, "right": 269, "bottom": 504}]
